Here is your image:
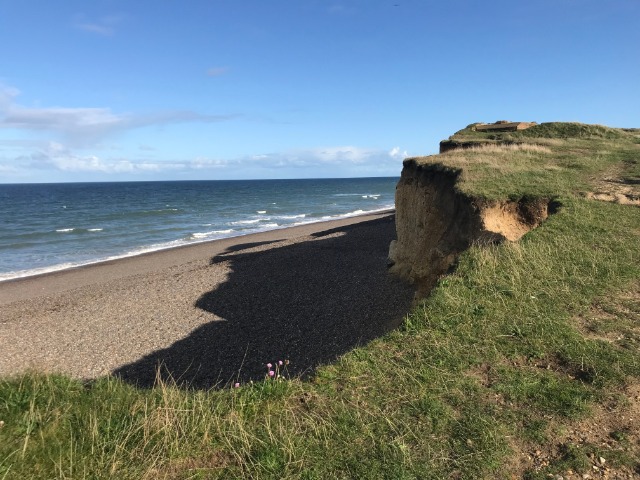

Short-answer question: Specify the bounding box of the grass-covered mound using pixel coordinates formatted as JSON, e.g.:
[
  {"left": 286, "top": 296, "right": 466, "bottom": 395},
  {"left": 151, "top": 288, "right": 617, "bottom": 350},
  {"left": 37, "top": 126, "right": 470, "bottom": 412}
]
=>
[{"left": 1, "top": 123, "right": 639, "bottom": 479}]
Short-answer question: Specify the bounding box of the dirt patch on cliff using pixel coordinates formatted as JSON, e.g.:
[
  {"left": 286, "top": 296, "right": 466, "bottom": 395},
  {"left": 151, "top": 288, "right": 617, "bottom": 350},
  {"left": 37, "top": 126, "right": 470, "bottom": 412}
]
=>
[
  {"left": 480, "top": 198, "right": 551, "bottom": 241},
  {"left": 586, "top": 191, "right": 640, "bottom": 206},
  {"left": 586, "top": 167, "right": 640, "bottom": 206}
]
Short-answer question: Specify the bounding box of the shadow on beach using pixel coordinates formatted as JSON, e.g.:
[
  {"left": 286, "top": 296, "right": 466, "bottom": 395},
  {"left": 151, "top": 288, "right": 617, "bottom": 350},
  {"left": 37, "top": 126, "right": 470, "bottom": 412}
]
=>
[{"left": 113, "top": 215, "right": 414, "bottom": 389}]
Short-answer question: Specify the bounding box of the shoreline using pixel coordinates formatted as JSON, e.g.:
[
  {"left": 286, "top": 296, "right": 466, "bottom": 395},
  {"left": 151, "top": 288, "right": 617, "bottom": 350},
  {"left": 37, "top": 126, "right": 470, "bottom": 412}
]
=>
[
  {"left": 0, "top": 209, "right": 414, "bottom": 384},
  {"left": 0, "top": 208, "right": 394, "bottom": 306},
  {"left": 0, "top": 205, "right": 396, "bottom": 285},
  {"left": 0, "top": 205, "right": 395, "bottom": 283}
]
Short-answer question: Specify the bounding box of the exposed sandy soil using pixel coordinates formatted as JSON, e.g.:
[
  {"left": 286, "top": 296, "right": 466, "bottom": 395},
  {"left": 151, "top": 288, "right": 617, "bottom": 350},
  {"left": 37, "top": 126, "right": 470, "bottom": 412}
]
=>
[{"left": 587, "top": 168, "right": 640, "bottom": 206}]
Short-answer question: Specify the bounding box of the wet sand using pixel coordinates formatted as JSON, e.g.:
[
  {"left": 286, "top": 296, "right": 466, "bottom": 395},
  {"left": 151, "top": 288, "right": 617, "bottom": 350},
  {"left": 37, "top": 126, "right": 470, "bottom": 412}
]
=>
[{"left": 0, "top": 211, "right": 415, "bottom": 388}]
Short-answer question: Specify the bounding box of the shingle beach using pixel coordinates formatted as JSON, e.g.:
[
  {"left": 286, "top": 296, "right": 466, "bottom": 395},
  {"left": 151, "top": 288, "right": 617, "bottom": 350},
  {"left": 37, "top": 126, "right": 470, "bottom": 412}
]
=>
[{"left": 0, "top": 211, "right": 414, "bottom": 388}]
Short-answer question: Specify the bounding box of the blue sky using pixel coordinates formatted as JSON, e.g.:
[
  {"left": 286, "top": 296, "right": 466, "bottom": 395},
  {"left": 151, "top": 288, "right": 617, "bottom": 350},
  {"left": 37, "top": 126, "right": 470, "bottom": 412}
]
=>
[{"left": 0, "top": 0, "right": 638, "bottom": 183}]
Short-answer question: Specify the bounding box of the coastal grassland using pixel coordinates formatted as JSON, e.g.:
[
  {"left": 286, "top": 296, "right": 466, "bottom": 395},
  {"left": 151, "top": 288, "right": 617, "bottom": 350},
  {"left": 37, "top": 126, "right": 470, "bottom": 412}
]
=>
[
  {"left": 1, "top": 123, "right": 639, "bottom": 479},
  {"left": 424, "top": 122, "right": 640, "bottom": 200}
]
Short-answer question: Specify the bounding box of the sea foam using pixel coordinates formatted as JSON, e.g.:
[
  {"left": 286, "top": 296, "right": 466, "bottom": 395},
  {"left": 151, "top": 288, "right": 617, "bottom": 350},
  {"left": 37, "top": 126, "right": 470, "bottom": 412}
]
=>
[{"left": 191, "top": 229, "right": 235, "bottom": 239}]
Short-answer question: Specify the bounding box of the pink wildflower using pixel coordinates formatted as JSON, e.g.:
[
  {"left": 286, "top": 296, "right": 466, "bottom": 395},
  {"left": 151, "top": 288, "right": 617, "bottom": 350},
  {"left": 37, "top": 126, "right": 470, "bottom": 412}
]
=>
[
  {"left": 267, "top": 363, "right": 273, "bottom": 368},
  {"left": 234, "top": 382, "right": 240, "bottom": 388},
  {"left": 268, "top": 370, "right": 275, "bottom": 377},
  {"left": 278, "top": 360, "right": 283, "bottom": 366}
]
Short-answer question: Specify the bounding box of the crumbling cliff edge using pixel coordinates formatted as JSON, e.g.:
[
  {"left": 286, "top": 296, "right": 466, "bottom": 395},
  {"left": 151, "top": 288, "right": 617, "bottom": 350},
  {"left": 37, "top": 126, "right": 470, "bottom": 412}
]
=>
[{"left": 388, "top": 158, "right": 552, "bottom": 298}]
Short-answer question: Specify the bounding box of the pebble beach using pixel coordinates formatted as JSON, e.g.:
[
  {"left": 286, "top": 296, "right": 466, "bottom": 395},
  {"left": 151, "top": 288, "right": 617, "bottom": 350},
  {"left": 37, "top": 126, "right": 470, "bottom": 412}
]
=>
[{"left": 0, "top": 211, "right": 414, "bottom": 388}]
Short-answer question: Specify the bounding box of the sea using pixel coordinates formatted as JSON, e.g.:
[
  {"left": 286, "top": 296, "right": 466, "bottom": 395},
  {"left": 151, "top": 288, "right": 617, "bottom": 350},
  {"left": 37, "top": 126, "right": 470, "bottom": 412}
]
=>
[{"left": 0, "top": 177, "right": 398, "bottom": 281}]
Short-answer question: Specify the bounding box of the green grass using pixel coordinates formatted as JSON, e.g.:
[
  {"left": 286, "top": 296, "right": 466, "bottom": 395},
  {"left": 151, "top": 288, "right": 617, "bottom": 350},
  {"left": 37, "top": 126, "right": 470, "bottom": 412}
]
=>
[
  {"left": 415, "top": 122, "right": 640, "bottom": 200},
  {"left": 1, "top": 122, "right": 639, "bottom": 479}
]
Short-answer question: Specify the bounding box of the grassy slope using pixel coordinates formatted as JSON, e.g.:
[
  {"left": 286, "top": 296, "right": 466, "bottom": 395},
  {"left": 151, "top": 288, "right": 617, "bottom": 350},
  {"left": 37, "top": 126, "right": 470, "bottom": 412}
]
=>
[{"left": 1, "top": 123, "right": 639, "bottom": 479}]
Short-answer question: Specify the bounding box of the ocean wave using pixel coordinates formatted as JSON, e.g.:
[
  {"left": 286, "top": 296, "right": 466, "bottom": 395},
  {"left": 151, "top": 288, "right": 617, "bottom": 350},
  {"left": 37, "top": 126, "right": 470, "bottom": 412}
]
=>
[
  {"left": 190, "top": 229, "right": 235, "bottom": 239},
  {"left": 230, "top": 219, "right": 261, "bottom": 225},
  {"left": 343, "top": 209, "right": 366, "bottom": 217},
  {"left": 334, "top": 193, "right": 380, "bottom": 197},
  {"left": 319, "top": 206, "right": 393, "bottom": 221},
  {"left": 257, "top": 210, "right": 267, "bottom": 214},
  {"left": 274, "top": 214, "right": 306, "bottom": 220},
  {"left": 55, "top": 227, "right": 103, "bottom": 234},
  {"left": 0, "top": 263, "right": 79, "bottom": 282}
]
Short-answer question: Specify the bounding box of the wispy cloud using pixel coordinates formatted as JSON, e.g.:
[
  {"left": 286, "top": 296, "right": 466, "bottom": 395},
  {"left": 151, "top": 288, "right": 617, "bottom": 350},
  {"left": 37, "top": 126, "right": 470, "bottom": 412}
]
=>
[
  {"left": 190, "top": 157, "right": 230, "bottom": 169},
  {"left": 26, "top": 142, "right": 186, "bottom": 174},
  {"left": 5, "top": 142, "right": 407, "bottom": 178},
  {"left": 73, "top": 14, "right": 126, "bottom": 36},
  {"left": 0, "top": 84, "right": 238, "bottom": 146},
  {"left": 297, "top": 146, "right": 377, "bottom": 165},
  {"left": 206, "top": 67, "right": 230, "bottom": 77},
  {"left": 0, "top": 163, "right": 18, "bottom": 174},
  {"left": 0, "top": 83, "right": 406, "bottom": 180},
  {"left": 228, "top": 145, "right": 408, "bottom": 170},
  {"left": 0, "top": 142, "right": 406, "bottom": 181}
]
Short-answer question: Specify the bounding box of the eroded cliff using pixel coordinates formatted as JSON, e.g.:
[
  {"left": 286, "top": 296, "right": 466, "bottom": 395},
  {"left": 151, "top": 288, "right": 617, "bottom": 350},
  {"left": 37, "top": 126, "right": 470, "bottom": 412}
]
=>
[{"left": 388, "top": 158, "right": 552, "bottom": 298}]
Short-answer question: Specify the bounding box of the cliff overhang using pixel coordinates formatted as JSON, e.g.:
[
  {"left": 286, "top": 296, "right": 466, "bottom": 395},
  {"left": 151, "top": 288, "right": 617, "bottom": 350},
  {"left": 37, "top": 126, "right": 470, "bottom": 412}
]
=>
[
  {"left": 388, "top": 121, "right": 640, "bottom": 300},
  {"left": 388, "top": 158, "right": 554, "bottom": 299}
]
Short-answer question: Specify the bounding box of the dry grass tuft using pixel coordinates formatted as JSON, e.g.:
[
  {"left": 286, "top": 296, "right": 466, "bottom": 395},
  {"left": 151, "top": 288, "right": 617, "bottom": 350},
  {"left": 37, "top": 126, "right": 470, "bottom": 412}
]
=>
[{"left": 441, "top": 143, "right": 552, "bottom": 155}]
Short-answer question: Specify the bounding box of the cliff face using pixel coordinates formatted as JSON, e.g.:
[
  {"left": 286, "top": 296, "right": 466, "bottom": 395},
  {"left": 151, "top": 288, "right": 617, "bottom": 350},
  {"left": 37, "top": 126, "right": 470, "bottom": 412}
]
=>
[{"left": 388, "top": 158, "right": 551, "bottom": 298}]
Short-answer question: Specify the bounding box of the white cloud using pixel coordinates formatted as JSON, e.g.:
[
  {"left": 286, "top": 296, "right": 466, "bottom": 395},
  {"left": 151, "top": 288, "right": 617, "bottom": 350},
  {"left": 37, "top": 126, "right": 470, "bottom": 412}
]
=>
[
  {"left": 388, "top": 146, "right": 408, "bottom": 159},
  {"left": 0, "top": 83, "right": 238, "bottom": 146},
  {"left": 2, "top": 127, "right": 407, "bottom": 180},
  {"left": 190, "top": 157, "right": 229, "bottom": 169},
  {"left": 238, "top": 145, "right": 407, "bottom": 170},
  {"left": 25, "top": 142, "right": 185, "bottom": 174},
  {"left": 4, "top": 105, "right": 121, "bottom": 130},
  {"left": 310, "top": 146, "right": 375, "bottom": 164}
]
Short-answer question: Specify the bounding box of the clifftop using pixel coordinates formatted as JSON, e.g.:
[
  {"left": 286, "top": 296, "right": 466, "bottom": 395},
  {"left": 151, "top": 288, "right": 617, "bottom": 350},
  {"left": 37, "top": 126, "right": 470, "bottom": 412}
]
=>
[
  {"left": 424, "top": 122, "right": 640, "bottom": 201},
  {"left": 390, "top": 122, "right": 640, "bottom": 297}
]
